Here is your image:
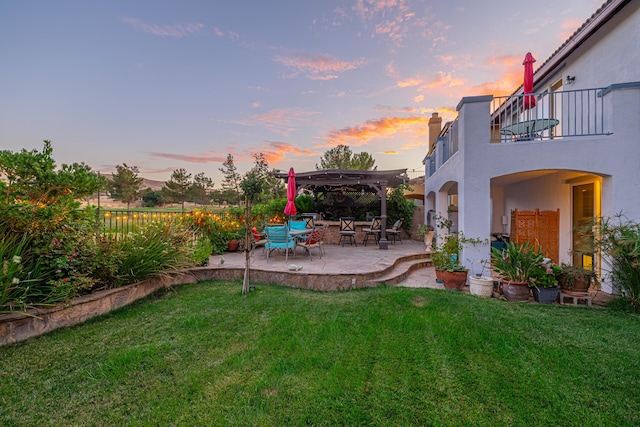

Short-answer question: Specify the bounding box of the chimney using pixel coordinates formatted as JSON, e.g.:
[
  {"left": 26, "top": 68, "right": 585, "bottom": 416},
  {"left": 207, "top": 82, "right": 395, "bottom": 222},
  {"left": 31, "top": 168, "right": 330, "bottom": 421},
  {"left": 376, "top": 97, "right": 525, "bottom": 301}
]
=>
[{"left": 428, "top": 112, "right": 442, "bottom": 150}]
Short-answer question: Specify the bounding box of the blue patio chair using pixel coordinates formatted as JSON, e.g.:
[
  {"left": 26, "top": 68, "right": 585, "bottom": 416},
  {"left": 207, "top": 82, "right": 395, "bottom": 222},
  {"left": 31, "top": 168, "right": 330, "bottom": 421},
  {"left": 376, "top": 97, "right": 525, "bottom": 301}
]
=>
[
  {"left": 265, "top": 225, "right": 297, "bottom": 262},
  {"left": 288, "top": 220, "right": 309, "bottom": 243}
]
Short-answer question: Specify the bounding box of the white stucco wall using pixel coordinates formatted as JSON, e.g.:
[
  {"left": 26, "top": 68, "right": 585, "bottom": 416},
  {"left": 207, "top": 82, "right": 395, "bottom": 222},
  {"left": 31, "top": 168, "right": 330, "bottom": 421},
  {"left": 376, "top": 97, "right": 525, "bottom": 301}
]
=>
[{"left": 538, "top": 0, "right": 640, "bottom": 92}]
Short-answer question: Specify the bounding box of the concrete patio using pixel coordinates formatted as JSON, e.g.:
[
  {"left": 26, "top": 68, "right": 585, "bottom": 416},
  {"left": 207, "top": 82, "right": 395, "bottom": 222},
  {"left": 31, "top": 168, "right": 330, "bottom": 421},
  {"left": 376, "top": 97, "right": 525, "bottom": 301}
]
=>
[{"left": 207, "top": 239, "right": 442, "bottom": 291}]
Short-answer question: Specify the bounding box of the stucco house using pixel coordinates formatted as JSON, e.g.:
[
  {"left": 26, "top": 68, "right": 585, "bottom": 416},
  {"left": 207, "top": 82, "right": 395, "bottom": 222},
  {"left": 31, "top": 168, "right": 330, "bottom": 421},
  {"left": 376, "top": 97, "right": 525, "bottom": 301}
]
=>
[{"left": 423, "top": 0, "right": 640, "bottom": 294}]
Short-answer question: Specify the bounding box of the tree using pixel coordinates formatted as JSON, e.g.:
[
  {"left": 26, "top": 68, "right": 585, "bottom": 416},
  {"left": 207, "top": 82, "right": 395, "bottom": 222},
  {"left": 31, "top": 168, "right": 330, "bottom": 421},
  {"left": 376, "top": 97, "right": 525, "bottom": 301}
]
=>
[
  {"left": 316, "top": 144, "right": 377, "bottom": 170},
  {"left": 189, "top": 172, "right": 214, "bottom": 207},
  {"left": 163, "top": 168, "right": 192, "bottom": 211},
  {"left": 141, "top": 189, "right": 165, "bottom": 207},
  {"left": 0, "top": 140, "right": 103, "bottom": 205},
  {"left": 108, "top": 163, "right": 143, "bottom": 213},
  {"left": 219, "top": 154, "right": 242, "bottom": 205},
  {"left": 239, "top": 154, "right": 271, "bottom": 297}
]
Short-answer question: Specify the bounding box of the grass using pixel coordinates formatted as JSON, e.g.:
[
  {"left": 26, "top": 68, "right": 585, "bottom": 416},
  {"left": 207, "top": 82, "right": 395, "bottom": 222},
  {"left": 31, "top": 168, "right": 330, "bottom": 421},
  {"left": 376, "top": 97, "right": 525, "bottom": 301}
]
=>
[{"left": 1, "top": 282, "right": 640, "bottom": 426}]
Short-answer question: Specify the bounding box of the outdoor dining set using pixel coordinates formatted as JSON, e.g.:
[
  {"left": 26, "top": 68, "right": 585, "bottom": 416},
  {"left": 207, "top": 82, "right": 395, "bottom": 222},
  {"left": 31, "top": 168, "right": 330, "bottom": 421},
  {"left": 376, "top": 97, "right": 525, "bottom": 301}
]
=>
[{"left": 251, "top": 214, "right": 405, "bottom": 262}]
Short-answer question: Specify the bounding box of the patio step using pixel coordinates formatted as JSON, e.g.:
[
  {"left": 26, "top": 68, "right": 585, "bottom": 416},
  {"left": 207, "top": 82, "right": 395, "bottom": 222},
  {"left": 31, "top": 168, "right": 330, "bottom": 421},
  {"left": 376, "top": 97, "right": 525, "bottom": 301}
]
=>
[{"left": 365, "top": 256, "right": 432, "bottom": 286}]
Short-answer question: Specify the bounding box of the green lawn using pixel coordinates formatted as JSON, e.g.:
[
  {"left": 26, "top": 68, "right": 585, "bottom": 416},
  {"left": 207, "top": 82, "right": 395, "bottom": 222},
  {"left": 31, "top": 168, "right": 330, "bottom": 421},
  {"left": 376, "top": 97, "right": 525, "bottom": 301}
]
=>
[{"left": 1, "top": 282, "right": 639, "bottom": 426}]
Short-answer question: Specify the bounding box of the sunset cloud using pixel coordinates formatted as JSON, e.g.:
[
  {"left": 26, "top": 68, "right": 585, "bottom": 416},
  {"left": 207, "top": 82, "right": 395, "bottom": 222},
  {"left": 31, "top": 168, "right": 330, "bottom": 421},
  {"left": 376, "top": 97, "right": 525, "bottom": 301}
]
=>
[
  {"left": 121, "top": 17, "right": 204, "bottom": 37},
  {"left": 275, "top": 51, "right": 365, "bottom": 80},
  {"left": 322, "top": 116, "right": 430, "bottom": 148},
  {"left": 147, "top": 152, "right": 228, "bottom": 164},
  {"left": 254, "top": 141, "right": 319, "bottom": 164},
  {"left": 559, "top": 18, "right": 583, "bottom": 41},
  {"left": 467, "top": 67, "right": 522, "bottom": 97},
  {"left": 224, "top": 108, "right": 320, "bottom": 137}
]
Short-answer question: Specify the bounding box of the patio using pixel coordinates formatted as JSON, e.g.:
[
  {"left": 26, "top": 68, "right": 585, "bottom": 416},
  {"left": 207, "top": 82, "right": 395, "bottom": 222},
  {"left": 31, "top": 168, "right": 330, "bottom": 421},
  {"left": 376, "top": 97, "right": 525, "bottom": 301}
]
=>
[{"left": 207, "top": 239, "right": 439, "bottom": 291}]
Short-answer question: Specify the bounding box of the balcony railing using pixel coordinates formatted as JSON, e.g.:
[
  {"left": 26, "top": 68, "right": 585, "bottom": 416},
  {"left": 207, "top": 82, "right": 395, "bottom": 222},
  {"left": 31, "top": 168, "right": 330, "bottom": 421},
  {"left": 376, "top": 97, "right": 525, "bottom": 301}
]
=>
[
  {"left": 490, "top": 87, "right": 609, "bottom": 143},
  {"left": 440, "top": 118, "right": 459, "bottom": 163}
]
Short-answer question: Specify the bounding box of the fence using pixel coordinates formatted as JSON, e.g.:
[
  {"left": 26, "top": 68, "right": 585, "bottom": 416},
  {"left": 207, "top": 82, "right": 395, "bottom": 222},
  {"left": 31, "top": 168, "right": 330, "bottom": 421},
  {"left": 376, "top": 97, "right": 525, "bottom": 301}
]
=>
[{"left": 98, "top": 209, "right": 242, "bottom": 239}]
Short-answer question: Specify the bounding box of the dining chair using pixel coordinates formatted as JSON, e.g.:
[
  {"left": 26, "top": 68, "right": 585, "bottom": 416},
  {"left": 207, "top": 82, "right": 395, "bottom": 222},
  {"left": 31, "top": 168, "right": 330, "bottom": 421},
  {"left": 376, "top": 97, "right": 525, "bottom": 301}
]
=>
[
  {"left": 339, "top": 217, "right": 357, "bottom": 246},
  {"left": 250, "top": 227, "right": 267, "bottom": 254},
  {"left": 362, "top": 216, "right": 381, "bottom": 246},
  {"left": 386, "top": 218, "right": 404, "bottom": 244},
  {"left": 298, "top": 226, "right": 326, "bottom": 260},
  {"left": 264, "top": 225, "right": 296, "bottom": 262}
]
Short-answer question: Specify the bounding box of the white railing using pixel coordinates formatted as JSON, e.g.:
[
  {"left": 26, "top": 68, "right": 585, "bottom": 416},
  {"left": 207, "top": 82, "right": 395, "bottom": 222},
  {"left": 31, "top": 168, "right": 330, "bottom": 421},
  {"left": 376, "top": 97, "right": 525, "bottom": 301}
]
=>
[{"left": 490, "top": 88, "right": 609, "bottom": 143}]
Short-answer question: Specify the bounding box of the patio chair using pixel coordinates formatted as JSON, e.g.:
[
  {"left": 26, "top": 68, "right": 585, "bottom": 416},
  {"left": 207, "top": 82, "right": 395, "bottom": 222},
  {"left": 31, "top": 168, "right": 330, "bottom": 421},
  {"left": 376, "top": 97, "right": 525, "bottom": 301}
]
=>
[
  {"left": 362, "top": 216, "right": 381, "bottom": 246},
  {"left": 386, "top": 218, "right": 404, "bottom": 244},
  {"left": 339, "top": 217, "right": 357, "bottom": 246},
  {"left": 250, "top": 227, "right": 267, "bottom": 254},
  {"left": 300, "top": 213, "right": 316, "bottom": 229},
  {"left": 288, "top": 220, "right": 310, "bottom": 244},
  {"left": 264, "top": 225, "right": 296, "bottom": 262},
  {"left": 298, "top": 225, "right": 326, "bottom": 260}
]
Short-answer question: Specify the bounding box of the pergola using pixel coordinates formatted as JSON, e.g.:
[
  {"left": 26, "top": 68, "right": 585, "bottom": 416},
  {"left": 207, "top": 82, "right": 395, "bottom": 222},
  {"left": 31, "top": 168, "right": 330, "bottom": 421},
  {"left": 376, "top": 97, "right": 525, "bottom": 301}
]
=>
[{"left": 273, "top": 169, "right": 408, "bottom": 249}]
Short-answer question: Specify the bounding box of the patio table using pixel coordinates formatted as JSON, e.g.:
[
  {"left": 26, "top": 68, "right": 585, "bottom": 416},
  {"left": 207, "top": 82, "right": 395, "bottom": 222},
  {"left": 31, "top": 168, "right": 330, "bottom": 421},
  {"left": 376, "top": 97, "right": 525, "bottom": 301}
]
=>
[{"left": 500, "top": 118, "right": 559, "bottom": 141}]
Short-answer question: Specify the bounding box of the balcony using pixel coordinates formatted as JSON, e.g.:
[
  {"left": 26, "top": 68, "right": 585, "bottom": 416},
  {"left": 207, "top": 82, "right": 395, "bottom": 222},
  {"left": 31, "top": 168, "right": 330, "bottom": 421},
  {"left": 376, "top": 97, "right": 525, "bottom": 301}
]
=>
[{"left": 490, "top": 87, "right": 610, "bottom": 143}]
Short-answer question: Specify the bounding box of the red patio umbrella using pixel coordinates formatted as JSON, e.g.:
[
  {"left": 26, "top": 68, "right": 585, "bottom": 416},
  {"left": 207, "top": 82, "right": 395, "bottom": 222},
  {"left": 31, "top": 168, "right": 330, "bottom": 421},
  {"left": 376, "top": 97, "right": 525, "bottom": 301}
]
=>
[
  {"left": 284, "top": 167, "right": 297, "bottom": 217},
  {"left": 523, "top": 52, "right": 536, "bottom": 110}
]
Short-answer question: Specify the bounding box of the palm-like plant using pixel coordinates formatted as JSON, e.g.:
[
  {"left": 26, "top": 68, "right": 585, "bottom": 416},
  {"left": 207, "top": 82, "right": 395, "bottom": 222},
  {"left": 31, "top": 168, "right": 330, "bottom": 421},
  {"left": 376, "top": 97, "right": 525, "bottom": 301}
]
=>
[{"left": 491, "top": 241, "right": 544, "bottom": 283}]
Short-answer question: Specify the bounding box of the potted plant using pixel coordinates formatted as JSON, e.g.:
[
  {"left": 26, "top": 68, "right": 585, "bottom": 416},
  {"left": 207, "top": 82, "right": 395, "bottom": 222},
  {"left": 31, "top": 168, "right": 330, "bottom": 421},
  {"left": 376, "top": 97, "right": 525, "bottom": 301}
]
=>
[
  {"left": 491, "top": 241, "right": 544, "bottom": 302},
  {"left": 417, "top": 224, "right": 435, "bottom": 252},
  {"left": 439, "top": 254, "right": 469, "bottom": 291},
  {"left": 557, "top": 264, "right": 598, "bottom": 295},
  {"left": 530, "top": 259, "right": 561, "bottom": 304}
]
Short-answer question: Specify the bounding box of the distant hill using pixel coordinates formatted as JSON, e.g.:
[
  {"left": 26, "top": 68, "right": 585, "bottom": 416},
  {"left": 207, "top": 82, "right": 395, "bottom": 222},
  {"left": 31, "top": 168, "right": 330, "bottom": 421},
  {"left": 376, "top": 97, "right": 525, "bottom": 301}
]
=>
[
  {"left": 102, "top": 174, "right": 165, "bottom": 192},
  {"left": 140, "top": 178, "right": 165, "bottom": 191}
]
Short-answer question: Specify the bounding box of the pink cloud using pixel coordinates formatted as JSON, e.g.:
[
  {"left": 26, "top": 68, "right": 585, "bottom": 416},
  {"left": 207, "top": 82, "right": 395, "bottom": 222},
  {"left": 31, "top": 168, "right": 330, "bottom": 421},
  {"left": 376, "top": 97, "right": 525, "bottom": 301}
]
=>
[
  {"left": 559, "top": 18, "right": 583, "bottom": 41},
  {"left": 274, "top": 52, "right": 365, "bottom": 80},
  {"left": 321, "top": 116, "right": 430, "bottom": 148},
  {"left": 147, "top": 152, "right": 228, "bottom": 164},
  {"left": 254, "top": 141, "right": 319, "bottom": 164},
  {"left": 224, "top": 108, "right": 320, "bottom": 137}
]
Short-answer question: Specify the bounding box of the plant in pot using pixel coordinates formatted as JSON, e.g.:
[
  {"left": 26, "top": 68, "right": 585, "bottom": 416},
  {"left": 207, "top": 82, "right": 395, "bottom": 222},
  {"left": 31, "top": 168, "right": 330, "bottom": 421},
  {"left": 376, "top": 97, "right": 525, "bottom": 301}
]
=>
[
  {"left": 557, "top": 264, "right": 598, "bottom": 295},
  {"left": 529, "top": 259, "right": 561, "bottom": 304},
  {"left": 417, "top": 224, "right": 435, "bottom": 252},
  {"left": 490, "top": 241, "right": 544, "bottom": 302},
  {"left": 439, "top": 253, "right": 469, "bottom": 291},
  {"left": 430, "top": 231, "right": 460, "bottom": 284}
]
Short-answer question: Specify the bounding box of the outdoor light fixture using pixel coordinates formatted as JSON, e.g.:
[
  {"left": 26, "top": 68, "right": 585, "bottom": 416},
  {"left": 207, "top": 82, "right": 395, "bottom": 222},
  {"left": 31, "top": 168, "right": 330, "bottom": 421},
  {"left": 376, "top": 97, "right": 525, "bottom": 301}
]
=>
[
  {"left": 501, "top": 215, "right": 509, "bottom": 234},
  {"left": 566, "top": 75, "right": 576, "bottom": 85}
]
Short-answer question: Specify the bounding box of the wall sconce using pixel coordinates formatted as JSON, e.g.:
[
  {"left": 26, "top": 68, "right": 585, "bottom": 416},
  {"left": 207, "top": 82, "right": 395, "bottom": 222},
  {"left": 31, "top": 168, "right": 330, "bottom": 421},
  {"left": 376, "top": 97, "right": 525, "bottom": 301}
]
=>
[{"left": 565, "top": 75, "right": 576, "bottom": 85}]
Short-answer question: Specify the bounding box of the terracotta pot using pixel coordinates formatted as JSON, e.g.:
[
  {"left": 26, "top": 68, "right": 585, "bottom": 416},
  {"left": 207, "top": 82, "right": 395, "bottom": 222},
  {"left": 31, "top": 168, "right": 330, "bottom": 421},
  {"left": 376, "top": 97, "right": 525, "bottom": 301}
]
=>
[
  {"left": 469, "top": 275, "right": 494, "bottom": 298},
  {"left": 559, "top": 274, "right": 591, "bottom": 295},
  {"left": 502, "top": 281, "right": 531, "bottom": 302},
  {"left": 435, "top": 268, "right": 443, "bottom": 282},
  {"left": 227, "top": 239, "right": 240, "bottom": 252},
  {"left": 440, "top": 270, "right": 468, "bottom": 291}
]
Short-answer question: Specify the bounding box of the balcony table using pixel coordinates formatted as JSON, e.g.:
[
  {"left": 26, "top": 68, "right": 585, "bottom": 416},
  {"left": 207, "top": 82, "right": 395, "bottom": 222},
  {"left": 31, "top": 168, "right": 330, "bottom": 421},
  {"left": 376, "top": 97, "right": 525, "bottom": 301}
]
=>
[{"left": 500, "top": 118, "right": 559, "bottom": 141}]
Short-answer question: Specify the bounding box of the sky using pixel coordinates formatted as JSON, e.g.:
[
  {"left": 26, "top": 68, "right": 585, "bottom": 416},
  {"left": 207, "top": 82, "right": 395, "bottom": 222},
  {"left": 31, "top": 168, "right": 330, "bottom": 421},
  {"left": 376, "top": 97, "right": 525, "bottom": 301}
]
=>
[{"left": 0, "top": 0, "right": 603, "bottom": 183}]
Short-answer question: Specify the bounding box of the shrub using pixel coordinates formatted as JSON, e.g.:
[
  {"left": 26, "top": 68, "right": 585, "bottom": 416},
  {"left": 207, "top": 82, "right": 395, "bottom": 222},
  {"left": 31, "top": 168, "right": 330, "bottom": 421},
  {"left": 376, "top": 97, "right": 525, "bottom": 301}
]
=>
[{"left": 588, "top": 214, "right": 640, "bottom": 308}]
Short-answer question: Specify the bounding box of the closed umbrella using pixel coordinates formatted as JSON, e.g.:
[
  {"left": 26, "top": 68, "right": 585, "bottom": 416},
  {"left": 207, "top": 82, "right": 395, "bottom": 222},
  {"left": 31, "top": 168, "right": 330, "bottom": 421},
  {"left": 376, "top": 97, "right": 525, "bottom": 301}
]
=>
[
  {"left": 284, "top": 167, "right": 297, "bottom": 217},
  {"left": 523, "top": 52, "right": 536, "bottom": 110}
]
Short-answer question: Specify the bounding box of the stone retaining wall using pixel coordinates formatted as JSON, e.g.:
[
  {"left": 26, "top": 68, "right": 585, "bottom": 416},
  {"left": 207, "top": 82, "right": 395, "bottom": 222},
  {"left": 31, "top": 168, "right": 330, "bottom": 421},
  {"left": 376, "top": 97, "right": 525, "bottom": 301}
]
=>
[{"left": 0, "top": 254, "right": 428, "bottom": 346}]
